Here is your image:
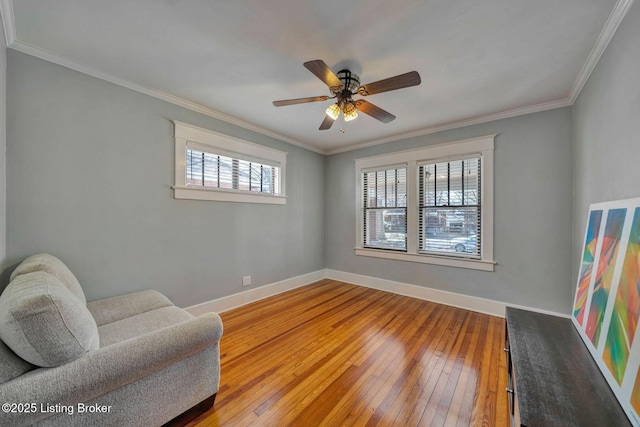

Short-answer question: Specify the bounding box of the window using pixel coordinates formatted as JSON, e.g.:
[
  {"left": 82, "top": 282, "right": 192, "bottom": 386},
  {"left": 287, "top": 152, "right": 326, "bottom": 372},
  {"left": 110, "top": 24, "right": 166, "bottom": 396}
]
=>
[
  {"left": 355, "top": 135, "right": 495, "bottom": 271},
  {"left": 174, "top": 121, "right": 286, "bottom": 204},
  {"left": 363, "top": 166, "right": 407, "bottom": 250},
  {"left": 419, "top": 156, "right": 480, "bottom": 258}
]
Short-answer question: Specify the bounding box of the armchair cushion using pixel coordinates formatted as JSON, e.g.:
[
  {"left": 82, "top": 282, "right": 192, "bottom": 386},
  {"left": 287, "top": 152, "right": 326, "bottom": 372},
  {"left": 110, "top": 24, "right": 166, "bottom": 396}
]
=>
[
  {"left": 0, "top": 272, "right": 99, "bottom": 367},
  {"left": 10, "top": 253, "right": 86, "bottom": 304},
  {"left": 87, "top": 289, "right": 173, "bottom": 327},
  {"left": 97, "top": 306, "right": 193, "bottom": 346}
]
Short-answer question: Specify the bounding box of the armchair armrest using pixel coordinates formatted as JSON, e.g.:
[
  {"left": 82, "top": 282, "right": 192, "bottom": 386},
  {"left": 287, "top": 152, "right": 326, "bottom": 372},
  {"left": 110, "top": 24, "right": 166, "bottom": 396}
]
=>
[{"left": 0, "top": 313, "right": 223, "bottom": 426}]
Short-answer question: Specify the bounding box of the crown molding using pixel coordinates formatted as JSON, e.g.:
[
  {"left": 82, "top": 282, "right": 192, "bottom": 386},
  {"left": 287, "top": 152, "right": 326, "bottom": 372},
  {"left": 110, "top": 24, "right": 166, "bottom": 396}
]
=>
[
  {"left": 568, "top": 0, "right": 634, "bottom": 103},
  {"left": 0, "top": 0, "right": 16, "bottom": 46},
  {"left": 325, "top": 97, "right": 573, "bottom": 155},
  {"left": 7, "top": 39, "right": 324, "bottom": 154}
]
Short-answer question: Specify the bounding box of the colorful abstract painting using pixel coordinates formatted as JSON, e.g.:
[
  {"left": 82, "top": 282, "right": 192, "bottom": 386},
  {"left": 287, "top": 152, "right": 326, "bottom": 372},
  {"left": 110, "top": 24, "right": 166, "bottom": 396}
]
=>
[
  {"left": 586, "top": 208, "right": 627, "bottom": 346},
  {"left": 572, "top": 198, "right": 640, "bottom": 426},
  {"left": 574, "top": 209, "right": 603, "bottom": 325},
  {"left": 604, "top": 208, "right": 640, "bottom": 384}
]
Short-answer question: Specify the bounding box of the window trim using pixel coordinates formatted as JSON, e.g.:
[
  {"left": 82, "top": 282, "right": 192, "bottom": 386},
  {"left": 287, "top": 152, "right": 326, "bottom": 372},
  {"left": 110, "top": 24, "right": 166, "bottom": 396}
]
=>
[
  {"left": 173, "top": 121, "right": 287, "bottom": 204},
  {"left": 355, "top": 134, "right": 495, "bottom": 271}
]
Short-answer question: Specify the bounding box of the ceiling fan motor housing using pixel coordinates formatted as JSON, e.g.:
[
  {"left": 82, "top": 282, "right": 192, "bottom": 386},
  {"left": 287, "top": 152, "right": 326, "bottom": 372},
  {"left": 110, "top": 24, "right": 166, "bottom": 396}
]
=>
[{"left": 333, "top": 70, "right": 361, "bottom": 95}]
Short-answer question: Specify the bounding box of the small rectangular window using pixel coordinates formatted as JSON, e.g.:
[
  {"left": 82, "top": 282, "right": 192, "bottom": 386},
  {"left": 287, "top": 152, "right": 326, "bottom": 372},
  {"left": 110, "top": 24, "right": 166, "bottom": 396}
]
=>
[{"left": 174, "top": 121, "right": 286, "bottom": 204}]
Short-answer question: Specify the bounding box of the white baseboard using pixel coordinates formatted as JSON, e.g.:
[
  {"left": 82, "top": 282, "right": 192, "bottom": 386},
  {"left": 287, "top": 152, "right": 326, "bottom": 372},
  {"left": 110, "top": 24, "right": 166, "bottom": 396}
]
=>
[
  {"left": 325, "top": 269, "right": 569, "bottom": 319},
  {"left": 185, "top": 268, "right": 569, "bottom": 319},
  {"left": 185, "top": 270, "right": 326, "bottom": 316},
  {"left": 325, "top": 269, "right": 506, "bottom": 317}
]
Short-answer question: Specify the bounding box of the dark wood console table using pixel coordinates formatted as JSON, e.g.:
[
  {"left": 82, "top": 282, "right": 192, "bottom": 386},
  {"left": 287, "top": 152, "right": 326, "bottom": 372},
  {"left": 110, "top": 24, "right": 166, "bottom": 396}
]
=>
[{"left": 505, "top": 307, "right": 631, "bottom": 426}]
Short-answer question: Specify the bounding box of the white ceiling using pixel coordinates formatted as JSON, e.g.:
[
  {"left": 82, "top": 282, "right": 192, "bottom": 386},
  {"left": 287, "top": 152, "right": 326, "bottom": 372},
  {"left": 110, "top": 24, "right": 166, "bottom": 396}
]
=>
[{"left": 1, "top": 0, "right": 631, "bottom": 153}]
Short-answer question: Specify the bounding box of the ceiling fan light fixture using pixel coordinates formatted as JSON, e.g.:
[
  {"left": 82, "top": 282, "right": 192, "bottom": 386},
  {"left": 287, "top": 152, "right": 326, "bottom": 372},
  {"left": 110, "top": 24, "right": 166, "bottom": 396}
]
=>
[
  {"left": 273, "top": 60, "right": 420, "bottom": 130},
  {"left": 326, "top": 103, "right": 340, "bottom": 120},
  {"left": 343, "top": 102, "right": 358, "bottom": 122}
]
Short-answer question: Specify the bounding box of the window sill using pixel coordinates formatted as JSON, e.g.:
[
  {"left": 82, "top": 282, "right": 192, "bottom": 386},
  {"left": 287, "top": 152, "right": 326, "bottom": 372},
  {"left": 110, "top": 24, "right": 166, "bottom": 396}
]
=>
[
  {"left": 173, "top": 186, "right": 286, "bottom": 204},
  {"left": 355, "top": 248, "right": 495, "bottom": 272}
]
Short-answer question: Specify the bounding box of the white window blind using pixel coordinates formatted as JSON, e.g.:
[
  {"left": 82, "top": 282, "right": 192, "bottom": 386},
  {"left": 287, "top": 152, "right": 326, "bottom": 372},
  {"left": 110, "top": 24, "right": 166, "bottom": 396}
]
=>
[
  {"left": 419, "top": 156, "right": 481, "bottom": 258},
  {"left": 362, "top": 166, "right": 407, "bottom": 251},
  {"left": 186, "top": 148, "right": 280, "bottom": 195}
]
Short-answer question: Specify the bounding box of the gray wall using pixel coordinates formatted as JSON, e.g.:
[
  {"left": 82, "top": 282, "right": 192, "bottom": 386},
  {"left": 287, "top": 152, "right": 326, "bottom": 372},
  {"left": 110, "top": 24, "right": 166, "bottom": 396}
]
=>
[
  {"left": 0, "top": 22, "right": 6, "bottom": 270},
  {"left": 573, "top": 1, "right": 640, "bottom": 278},
  {"left": 5, "top": 51, "right": 325, "bottom": 307},
  {"left": 325, "top": 108, "right": 575, "bottom": 313}
]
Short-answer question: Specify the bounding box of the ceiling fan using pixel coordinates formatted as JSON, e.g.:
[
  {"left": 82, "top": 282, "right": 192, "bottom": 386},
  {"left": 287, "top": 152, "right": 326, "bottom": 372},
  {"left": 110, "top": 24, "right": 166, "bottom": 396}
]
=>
[{"left": 273, "top": 60, "right": 421, "bottom": 130}]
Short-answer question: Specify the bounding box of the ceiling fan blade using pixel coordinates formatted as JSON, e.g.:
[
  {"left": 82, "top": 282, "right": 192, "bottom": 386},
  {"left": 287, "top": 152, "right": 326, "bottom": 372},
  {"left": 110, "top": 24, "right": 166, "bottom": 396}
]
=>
[
  {"left": 319, "top": 115, "right": 335, "bottom": 130},
  {"left": 357, "top": 71, "right": 421, "bottom": 96},
  {"left": 304, "top": 60, "right": 344, "bottom": 91},
  {"left": 273, "top": 96, "right": 329, "bottom": 107},
  {"left": 355, "top": 100, "right": 396, "bottom": 123}
]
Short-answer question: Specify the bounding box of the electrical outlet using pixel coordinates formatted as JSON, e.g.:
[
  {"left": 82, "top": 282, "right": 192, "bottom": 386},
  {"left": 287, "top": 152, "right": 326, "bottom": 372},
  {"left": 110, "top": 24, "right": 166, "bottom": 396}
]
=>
[{"left": 242, "top": 276, "right": 251, "bottom": 287}]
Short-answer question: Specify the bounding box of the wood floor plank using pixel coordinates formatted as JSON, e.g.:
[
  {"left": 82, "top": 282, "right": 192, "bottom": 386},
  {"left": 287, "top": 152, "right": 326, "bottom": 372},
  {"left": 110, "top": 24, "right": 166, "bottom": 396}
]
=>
[
  {"left": 239, "top": 290, "right": 405, "bottom": 425},
  {"left": 267, "top": 293, "right": 421, "bottom": 426},
  {"left": 321, "top": 301, "right": 441, "bottom": 427},
  {"left": 366, "top": 305, "right": 454, "bottom": 427},
  {"left": 184, "top": 280, "right": 508, "bottom": 427},
  {"left": 422, "top": 311, "right": 474, "bottom": 426},
  {"left": 388, "top": 308, "right": 469, "bottom": 427},
  {"left": 443, "top": 312, "right": 484, "bottom": 426}
]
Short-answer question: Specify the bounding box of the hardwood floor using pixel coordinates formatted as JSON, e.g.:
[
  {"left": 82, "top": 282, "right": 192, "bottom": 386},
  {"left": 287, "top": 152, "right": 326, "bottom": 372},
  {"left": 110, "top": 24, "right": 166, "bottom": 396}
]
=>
[{"left": 185, "top": 280, "right": 508, "bottom": 427}]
